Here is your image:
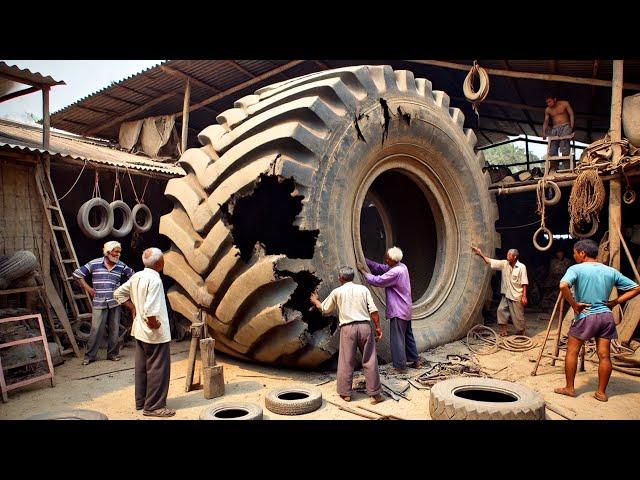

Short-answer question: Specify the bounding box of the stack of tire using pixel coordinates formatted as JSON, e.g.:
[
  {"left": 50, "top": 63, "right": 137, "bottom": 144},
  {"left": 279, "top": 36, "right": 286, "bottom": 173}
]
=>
[
  {"left": 77, "top": 198, "right": 152, "bottom": 239},
  {"left": 0, "top": 250, "right": 39, "bottom": 290}
]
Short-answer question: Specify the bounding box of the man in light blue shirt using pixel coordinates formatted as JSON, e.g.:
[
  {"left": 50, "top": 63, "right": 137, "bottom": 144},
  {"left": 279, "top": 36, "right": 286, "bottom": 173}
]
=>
[{"left": 554, "top": 239, "right": 640, "bottom": 402}]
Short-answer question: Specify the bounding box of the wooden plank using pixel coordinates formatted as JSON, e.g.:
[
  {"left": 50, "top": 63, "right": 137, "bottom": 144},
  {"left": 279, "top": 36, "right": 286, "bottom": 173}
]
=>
[
  {"left": 184, "top": 322, "right": 203, "bottom": 392},
  {"left": 618, "top": 296, "right": 640, "bottom": 345},
  {"left": 200, "top": 338, "right": 215, "bottom": 368},
  {"left": 407, "top": 60, "right": 640, "bottom": 91},
  {"left": 0, "top": 286, "right": 42, "bottom": 296},
  {"left": 202, "top": 365, "right": 224, "bottom": 399}
]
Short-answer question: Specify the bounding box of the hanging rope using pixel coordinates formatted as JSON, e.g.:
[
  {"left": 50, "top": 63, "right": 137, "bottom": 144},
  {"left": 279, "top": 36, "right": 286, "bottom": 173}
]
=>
[
  {"left": 463, "top": 60, "right": 490, "bottom": 119},
  {"left": 125, "top": 165, "right": 141, "bottom": 204},
  {"left": 533, "top": 179, "right": 553, "bottom": 251},
  {"left": 92, "top": 168, "right": 101, "bottom": 199},
  {"left": 568, "top": 169, "right": 606, "bottom": 230},
  {"left": 58, "top": 158, "right": 89, "bottom": 201},
  {"left": 112, "top": 166, "right": 124, "bottom": 202}
]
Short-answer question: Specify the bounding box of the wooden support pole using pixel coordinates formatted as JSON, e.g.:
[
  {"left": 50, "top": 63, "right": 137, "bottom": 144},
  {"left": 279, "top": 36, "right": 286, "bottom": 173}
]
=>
[
  {"left": 42, "top": 87, "right": 50, "bottom": 150},
  {"left": 609, "top": 60, "right": 624, "bottom": 274},
  {"left": 181, "top": 79, "right": 190, "bottom": 155},
  {"left": 531, "top": 293, "right": 563, "bottom": 376},
  {"left": 184, "top": 322, "right": 203, "bottom": 392},
  {"left": 202, "top": 365, "right": 224, "bottom": 399}
]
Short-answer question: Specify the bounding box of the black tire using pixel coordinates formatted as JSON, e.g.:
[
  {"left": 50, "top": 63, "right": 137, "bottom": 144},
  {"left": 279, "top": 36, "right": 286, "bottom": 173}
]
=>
[
  {"left": 77, "top": 198, "right": 114, "bottom": 239},
  {"left": 74, "top": 319, "right": 92, "bottom": 344},
  {"left": 109, "top": 200, "right": 133, "bottom": 237},
  {"left": 25, "top": 409, "right": 108, "bottom": 420},
  {"left": 132, "top": 203, "right": 153, "bottom": 233},
  {"left": 570, "top": 217, "right": 599, "bottom": 239},
  {"left": 160, "top": 65, "right": 499, "bottom": 368},
  {"left": 429, "top": 377, "right": 545, "bottom": 420},
  {"left": 542, "top": 181, "right": 561, "bottom": 206},
  {"left": 264, "top": 385, "right": 322, "bottom": 415},
  {"left": 0, "top": 250, "right": 38, "bottom": 282},
  {"left": 199, "top": 402, "right": 263, "bottom": 420}
]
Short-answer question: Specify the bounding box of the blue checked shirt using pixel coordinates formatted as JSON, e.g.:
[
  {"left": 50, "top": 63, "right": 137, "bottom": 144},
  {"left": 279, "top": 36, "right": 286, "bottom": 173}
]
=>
[{"left": 73, "top": 257, "right": 135, "bottom": 309}]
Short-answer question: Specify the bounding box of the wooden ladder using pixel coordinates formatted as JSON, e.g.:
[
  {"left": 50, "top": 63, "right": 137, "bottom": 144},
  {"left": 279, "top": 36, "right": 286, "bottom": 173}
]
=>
[
  {"left": 544, "top": 133, "right": 576, "bottom": 175},
  {"left": 34, "top": 159, "right": 90, "bottom": 356}
]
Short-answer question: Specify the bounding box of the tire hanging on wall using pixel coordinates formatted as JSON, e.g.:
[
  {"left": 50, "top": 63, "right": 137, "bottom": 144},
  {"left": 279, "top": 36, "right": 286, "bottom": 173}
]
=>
[
  {"left": 109, "top": 200, "right": 133, "bottom": 237},
  {"left": 132, "top": 203, "right": 153, "bottom": 233},
  {"left": 160, "top": 65, "right": 500, "bottom": 368},
  {"left": 77, "top": 197, "right": 114, "bottom": 239}
]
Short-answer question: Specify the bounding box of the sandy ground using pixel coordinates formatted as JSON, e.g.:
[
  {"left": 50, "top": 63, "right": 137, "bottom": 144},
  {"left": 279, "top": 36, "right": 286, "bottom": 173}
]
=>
[{"left": 2, "top": 313, "right": 639, "bottom": 420}]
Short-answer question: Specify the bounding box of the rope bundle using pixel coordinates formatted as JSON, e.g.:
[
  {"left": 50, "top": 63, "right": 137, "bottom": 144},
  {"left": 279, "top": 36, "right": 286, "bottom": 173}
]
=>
[{"left": 568, "top": 169, "right": 605, "bottom": 237}]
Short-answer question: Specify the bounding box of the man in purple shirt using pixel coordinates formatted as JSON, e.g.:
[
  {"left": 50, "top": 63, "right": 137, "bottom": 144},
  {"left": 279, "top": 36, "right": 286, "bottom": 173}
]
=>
[{"left": 357, "top": 246, "right": 425, "bottom": 373}]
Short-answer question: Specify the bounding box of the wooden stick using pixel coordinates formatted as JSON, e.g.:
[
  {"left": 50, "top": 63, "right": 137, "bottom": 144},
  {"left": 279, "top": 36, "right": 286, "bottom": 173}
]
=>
[
  {"left": 545, "top": 402, "right": 576, "bottom": 420},
  {"left": 551, "top": 298, "right": 565, "bottom": 367},
  {"left": 184, "top": 322, "right": 202, "bottom": 392},
  {"left": 531, "top": 293, "right": 562, "bottom": 376},
  {"left": 355, "top": 404, "right": 408, "bottom": 420},
  {"left": 615, "top": 223, "right": 640, "bottom": 283},
  {"left": 323, "top": 398, "right": 378, "bottom": 419}
]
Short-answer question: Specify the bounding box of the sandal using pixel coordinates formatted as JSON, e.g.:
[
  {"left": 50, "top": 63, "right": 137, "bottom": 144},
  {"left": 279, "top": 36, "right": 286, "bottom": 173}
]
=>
[
  {"left": 107, "top": 356, "right": 121, "bottom": 362},
  {"left": 339, "top": 395, "right": 351, "bottom": 402},
  {"left": 142, "top": 407, "right": 176, "bottom": 417},
  {"left": 82, "top": 359, "right": 93, "bottom": 366}
]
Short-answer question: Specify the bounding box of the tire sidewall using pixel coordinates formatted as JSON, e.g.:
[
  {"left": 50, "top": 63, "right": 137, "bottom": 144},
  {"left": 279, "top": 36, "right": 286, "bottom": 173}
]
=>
[{"left": 306, "top": 90, "right": 493, "bottom": 352}]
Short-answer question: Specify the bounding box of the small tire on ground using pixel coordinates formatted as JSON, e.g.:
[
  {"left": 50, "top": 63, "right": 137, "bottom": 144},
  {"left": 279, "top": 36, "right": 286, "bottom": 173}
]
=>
[
  {"left": 199, "top": 402, "right": 263, "bottom": 420},
  {"left": 74, "top": 319, "right": 92, "bottom": 343},
  {"left": 429, "top": 376, "right": 545, "bottom": 420},
  {"left": 77, "top": 198, "right": 114, "bottom": 239},
  {"left": 25, "top": 409, "right": 108, "bottom": 420},
  {"left": 264, "top": 385, "right": 322, "bottom": 416},
  {"left": 109, "top": 200, "right": 133, "bottom": 237},
  {"left": 131, "top": 203, "right": 153, "bottom": 233}
]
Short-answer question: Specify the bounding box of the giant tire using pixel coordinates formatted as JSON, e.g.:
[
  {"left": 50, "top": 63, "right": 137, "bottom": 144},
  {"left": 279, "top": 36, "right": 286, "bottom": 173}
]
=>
[{"left": 160, "top": 65, "right": 499, "bottom": 368}]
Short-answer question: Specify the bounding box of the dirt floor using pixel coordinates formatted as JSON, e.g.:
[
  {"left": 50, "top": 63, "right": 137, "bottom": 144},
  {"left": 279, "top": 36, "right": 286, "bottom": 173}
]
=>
[{"left": 2, "top": 312, "right": 639, "bottom": 420}]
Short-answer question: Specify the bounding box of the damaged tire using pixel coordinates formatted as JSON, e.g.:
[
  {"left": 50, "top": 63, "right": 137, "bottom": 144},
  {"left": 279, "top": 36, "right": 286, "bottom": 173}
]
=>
[
  {"left": 429, "top": 377, "right": 545, "bottom": 420},
  {"left": 160, "top": 65, "right": 499, "bottom": 368},
  {"left": 265, "top": 385, "right": 322, "bottom": 416}
]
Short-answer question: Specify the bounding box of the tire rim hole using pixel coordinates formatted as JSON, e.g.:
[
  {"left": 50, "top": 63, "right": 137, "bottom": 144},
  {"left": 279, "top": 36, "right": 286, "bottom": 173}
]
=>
[
  {"left": 454, "top": 388, "right": 517, "bottom": 403},
  {"left": 278, "top": 392, "right": 309, "bottom": 401},
  {"left": 214, "top": 408, "right": 249, "bottom": 419},
  {"left": 360, "top": 169, "right": 437, "bottom": 300}
]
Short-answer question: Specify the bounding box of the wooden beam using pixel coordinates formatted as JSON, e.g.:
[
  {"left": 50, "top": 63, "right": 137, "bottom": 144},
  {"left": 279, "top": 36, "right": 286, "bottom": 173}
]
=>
[
  {"left": 42, "top": 87, "right": 50, "bottom": 150},
  {"left": 102, "top": 93, "right": 144, "bottom": 108},
  {"left": 160, "top": 64, "right": 221, "bottom": 92},
  {"left": 176, "top": 60, "right": 307, "bottom": 119},
  {"left": 0, "top": 86, "right": 40, "bottom": 103},
  {"left": 113, "top": 83, "right": 155, "bottom": 99},
  {"left": 181, "top": 79, "right": 191, "bottom": 154},
  {"left": 450, "top": 96, "right": 609, "bottom": 122},
  {"left": 407, "top": 59, "right": 640, "bottom": 91},
  {"left": 86, "top": 91, "right": 177, "bottom": 135},
  {"left": 314, "top": 60, "right": 329, "bottom": 69},
  {"left": 609, "top": 60, "right": 624, "bottom": 272},
  {"left": 550, "top": 60, "right": 558, "bottom": 74},
  {"left": 226, "top": 60, "right": 256, "bottom": 78},
  {"left": 587, "top": 59, "right": 600, "bottom": 142},
  {"left": 75, "top": 105, "right": 120, "bottom": 116},
  {"left": 479, "top": 130, "right": 494, "bottom": 144}
]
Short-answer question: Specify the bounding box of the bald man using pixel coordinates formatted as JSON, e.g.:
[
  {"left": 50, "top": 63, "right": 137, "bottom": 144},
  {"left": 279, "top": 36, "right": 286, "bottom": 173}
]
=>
[{"left": 73, "top": 240, "right": 135, "bottom": 365}]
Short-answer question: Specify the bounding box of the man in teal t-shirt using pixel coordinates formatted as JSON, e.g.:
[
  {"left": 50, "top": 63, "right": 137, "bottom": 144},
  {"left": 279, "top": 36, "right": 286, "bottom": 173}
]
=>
[{"left": 554, "top": 239, "right": 640, "bottom": 402}]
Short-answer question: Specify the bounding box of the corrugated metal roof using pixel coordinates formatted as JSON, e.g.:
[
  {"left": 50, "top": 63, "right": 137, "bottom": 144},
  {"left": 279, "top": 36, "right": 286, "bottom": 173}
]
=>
[
  {"left": 0, "top": 119, "right": 184, "bottom": 177},
  {"left": 50, "top": 60, "right": 640, "bottom": 149},
  {"left": 0, "top": 61, "right": 66, "bottom": 87}
]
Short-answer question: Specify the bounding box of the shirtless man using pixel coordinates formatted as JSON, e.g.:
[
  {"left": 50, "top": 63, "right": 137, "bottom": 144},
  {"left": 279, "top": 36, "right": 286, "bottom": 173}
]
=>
[{"left": 543, "top": 95, "right": 575, "bottom": 171}]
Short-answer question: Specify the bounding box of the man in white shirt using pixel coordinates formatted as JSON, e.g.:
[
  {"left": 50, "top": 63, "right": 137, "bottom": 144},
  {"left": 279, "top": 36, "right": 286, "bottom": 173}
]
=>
[
  {"left": 310, "top": 266, "right": 385, "bottom": 404},
  {"left": 472, "top": 246, "right": 529, "bottom": 336},
  {"left": 114, "top": 247, "right": 175, "bottom": 417}
]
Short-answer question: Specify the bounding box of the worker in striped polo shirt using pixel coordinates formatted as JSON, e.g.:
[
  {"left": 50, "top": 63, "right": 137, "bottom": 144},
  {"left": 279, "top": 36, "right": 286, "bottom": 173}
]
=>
[{"left": 73, "top": 240, "right": 135, "bottom": 365}]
